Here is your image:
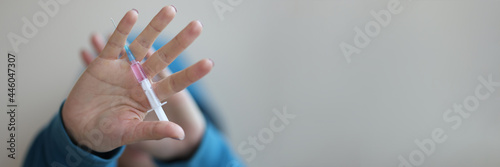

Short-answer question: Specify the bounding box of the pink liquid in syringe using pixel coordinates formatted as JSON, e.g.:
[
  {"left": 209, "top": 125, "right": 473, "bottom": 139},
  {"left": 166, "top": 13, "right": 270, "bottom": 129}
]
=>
[{"left": 130, "top": 61, "right": 147, "bottom": 82}]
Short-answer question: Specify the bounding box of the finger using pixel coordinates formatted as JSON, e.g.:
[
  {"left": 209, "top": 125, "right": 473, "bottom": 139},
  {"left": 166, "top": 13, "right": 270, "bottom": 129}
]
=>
[
  {"left": 155, "top": 68, "right": 171, "bottom": 82},
  {"left": 91, "top": 33, "right": 105, "bottom": 54},
  {"left": 144, "top": 46, "right": 173, "bottom": 82},
  {"left": 80, "top": 49, "right": 94, "bottom": 66},
  {"left": 118, "top": 41, "right": 130, "bottom": 60},
  {"left": 129, "top": 6, "right": 176, "bottom": 62},
  {"left": 123, "top": 121, "right": 185, "bottom": 144},
  {"left": 103, "top": 33, "right": 123, "bottom": 58},
  {"left": 154, "top": 59, "right": 213, "bottom": 101},
  {"left": 146, "top": 48, "right": 172, "bottom": 82},
  {"left": 142, "top": 20, "right": 203, "bottom": 79},
  {"left": 100, "top": 10, "right": 138, "bottom": 59},
  {"left": 104, "top": 33, "right": 127, "bottom": 59},
  {"left": 145, "top": 48, "right": 156, "bottom": 59},
  {"left": 145, "top": 47, "right": 173, "bottom": 78}
]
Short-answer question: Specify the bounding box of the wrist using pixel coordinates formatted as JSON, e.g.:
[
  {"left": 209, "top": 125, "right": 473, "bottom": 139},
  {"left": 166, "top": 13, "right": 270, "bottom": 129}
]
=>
[
  {"left": 61, "top": 101, "right": 79, "bottom": 145},
  {"left": 61, "top": 100, "right": 97, "bottom": 152},
  {"left": 60, "top": 100, "right": 124, "bottom": 159}
]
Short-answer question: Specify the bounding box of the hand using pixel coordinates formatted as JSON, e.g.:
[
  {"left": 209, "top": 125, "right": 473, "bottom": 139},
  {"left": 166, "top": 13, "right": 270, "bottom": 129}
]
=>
[
  {"left": 84, "top": 38, "right": 208, "bottom": 165},
  {"left": 81, "top": 6, "right": 208, "bottom": 162},
  {"left": 64, "top": 6, "right": 211, "bottom": 153}
]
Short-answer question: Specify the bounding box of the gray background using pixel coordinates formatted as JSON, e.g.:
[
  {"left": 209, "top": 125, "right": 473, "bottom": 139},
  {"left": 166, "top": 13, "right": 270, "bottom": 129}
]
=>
[{"left": 2, "top": 0, "right": 500, "bottom": 166}]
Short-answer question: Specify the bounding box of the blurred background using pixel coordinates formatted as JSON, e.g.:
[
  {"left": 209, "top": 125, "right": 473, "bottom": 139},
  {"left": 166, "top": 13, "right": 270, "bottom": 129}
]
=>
[{"left": 2, "top": 0, "right": 500, "bottom": 166}]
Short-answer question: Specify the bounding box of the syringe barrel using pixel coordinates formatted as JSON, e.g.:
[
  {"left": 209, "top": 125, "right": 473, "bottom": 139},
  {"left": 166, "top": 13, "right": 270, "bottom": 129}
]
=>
[
  {"left": 130, "top": 61, "right": 147, "bottom": 82},
  {"left": 140, "top": 79, "right": 169, "bottom": 121},
  {"left": 124, "top": 45, "right": 168, "bottom": 121}
]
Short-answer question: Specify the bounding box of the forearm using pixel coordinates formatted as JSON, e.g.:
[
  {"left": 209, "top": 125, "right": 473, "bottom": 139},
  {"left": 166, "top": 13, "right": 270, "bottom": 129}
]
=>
[{"left": 154, "top": 122, "right": 245, "bottom": 167}]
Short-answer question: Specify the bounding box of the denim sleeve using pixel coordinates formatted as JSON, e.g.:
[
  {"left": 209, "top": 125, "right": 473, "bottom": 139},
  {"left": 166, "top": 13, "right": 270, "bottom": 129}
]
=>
[
  {"left": 154, "top": 122, "right": 245, "bottom": 167},
  {"left": 23, "top": 102, "right": 125, "bottom": 167}
]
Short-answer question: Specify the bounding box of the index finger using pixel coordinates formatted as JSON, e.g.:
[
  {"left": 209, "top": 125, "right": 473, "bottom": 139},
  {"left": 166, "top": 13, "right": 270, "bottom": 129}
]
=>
[{"left": 99, "top": 10, "right": 138, "bottom": 59}]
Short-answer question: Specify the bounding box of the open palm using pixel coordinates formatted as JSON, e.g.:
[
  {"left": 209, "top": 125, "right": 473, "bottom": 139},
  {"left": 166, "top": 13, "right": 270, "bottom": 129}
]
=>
[{"left": 62, "top": 7, "right": 211, "bottom": 152}]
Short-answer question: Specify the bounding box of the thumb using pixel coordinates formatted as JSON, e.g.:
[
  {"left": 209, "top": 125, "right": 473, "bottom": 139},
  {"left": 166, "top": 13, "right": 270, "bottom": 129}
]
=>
[{"left": 124, "top": 121, "right": 185, "bottom": 144}]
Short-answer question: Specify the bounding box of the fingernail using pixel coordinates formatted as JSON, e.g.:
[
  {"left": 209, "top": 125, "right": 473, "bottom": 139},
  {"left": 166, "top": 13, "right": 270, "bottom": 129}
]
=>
[
  {"left": 208, "top": 58, "right": 214, "bottom": 67},
  {"left": 197, "top": 20, "right": 203, "bottom": 28},
  {"left": 171, "top": 5, "right": 177, "bottom": 13},
  {"left": 132, "top": 8, "right": 139, "bottom": 14}
]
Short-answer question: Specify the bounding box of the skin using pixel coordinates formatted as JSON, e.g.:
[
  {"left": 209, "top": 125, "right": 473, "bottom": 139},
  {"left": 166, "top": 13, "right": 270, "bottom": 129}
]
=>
[{"left": 65, "top": 6, "right": 210, "bottom": 165}]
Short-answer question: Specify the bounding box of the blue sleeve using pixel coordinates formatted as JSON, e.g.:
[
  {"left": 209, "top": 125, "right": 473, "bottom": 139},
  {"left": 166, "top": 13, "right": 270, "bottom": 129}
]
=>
[
  {"left": 23, "top": 102, "right": 125, "bottom": 167},
  {"left": 154, "top": 122, "right": 245, "bottom": 167}
]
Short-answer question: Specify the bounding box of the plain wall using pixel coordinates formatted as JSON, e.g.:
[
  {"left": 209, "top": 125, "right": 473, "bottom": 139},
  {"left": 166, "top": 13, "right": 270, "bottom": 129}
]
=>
[{"left": 2, "top": 0, "right": 500, "bottom": 166}]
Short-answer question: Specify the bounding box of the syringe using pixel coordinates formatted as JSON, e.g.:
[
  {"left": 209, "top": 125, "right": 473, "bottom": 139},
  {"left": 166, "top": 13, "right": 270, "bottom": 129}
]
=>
[
  {"left": 124, "top": 44, "right": 169, "bottom": 121},
  {"left": 111, "top": 18, "right": 169, "bottom": 121}
]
